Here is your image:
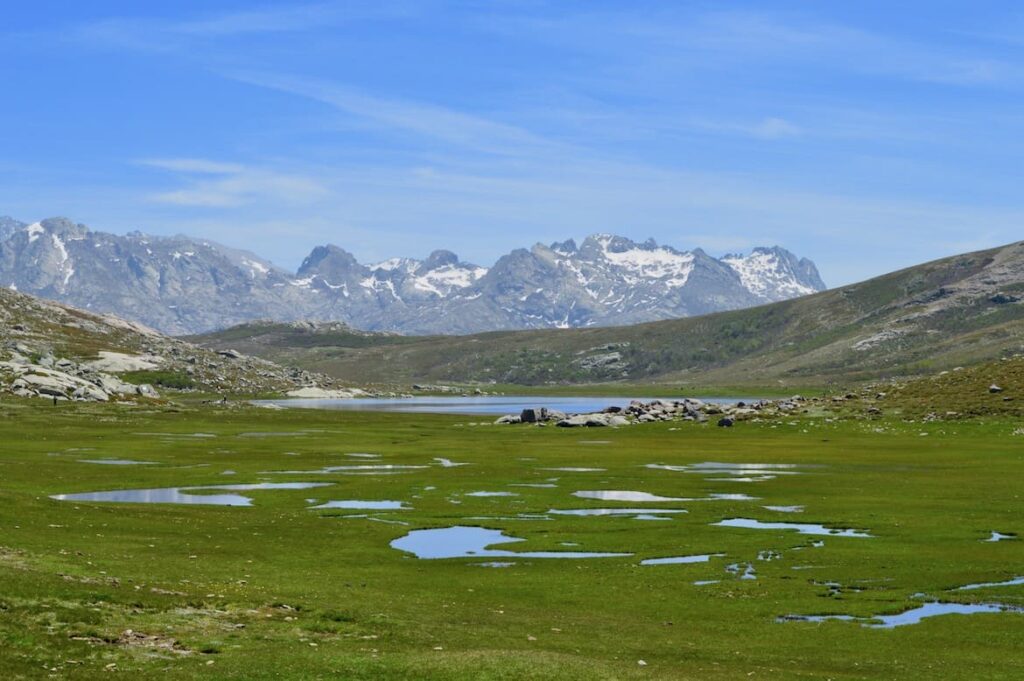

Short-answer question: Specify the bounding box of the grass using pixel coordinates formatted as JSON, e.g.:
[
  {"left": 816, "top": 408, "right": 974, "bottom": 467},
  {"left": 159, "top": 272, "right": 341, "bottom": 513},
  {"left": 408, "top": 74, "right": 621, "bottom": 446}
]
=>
[{"left": 1, "top": 399, "right": 1024, "bottom": 678}]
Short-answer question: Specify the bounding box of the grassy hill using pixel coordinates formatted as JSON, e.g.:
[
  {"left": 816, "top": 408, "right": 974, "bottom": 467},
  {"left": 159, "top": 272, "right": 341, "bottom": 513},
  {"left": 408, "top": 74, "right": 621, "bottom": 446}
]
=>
[{"left": 190, "top": 241, "right": 1024, "bottom": 389}]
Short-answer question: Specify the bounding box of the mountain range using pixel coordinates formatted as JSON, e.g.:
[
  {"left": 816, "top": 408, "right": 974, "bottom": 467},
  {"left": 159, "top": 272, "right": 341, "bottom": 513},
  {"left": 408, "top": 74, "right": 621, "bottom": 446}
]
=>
[
  {"left": 0, "top": 216, "right": 824, "bottom": 335},
  {"left": 192, "top": 240, "right": 1024, "bottom": 387}
]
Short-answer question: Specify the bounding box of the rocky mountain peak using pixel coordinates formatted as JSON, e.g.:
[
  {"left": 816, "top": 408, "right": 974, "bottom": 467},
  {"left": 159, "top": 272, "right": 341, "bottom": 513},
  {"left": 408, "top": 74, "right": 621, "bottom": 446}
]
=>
[
  {"left": 297, "top": 244, "right": 363, "bottom": 279},
  {"left": 420, "top": 249, "right": 460, "bottom": 271}
]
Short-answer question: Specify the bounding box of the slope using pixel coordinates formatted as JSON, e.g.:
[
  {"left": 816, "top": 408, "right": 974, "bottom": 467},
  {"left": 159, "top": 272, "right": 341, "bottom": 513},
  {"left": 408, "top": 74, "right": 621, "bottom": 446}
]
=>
[{"left": 191, "top": 241, "right": 1024, "bottom": 388}]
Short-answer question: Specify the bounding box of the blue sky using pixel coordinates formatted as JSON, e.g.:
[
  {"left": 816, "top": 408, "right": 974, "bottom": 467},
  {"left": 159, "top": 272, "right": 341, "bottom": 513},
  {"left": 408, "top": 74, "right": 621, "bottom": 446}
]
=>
[{"left": 4, "top": 1, "right": 1024, "bottom": 285}]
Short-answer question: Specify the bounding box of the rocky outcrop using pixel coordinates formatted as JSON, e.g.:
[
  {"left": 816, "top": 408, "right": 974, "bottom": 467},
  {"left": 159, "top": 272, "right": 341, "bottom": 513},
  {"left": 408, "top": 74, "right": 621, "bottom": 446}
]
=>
[
  {"left": 1, "top": 354, "right": 158, "bottom": 402},
  {"left": 494, "top": 396, "right": 811, "bottom": 428},
  {"left": 0, "top": 285, "right": 365, "bottom": 401}
]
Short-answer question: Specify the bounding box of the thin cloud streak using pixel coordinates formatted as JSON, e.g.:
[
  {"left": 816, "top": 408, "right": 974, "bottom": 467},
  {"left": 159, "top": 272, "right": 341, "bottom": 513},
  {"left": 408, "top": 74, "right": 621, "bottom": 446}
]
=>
[
  {"left": 142, "top": 158, "right": 328, "bottom": 208},
  {"left": 225, "top": 70, "right": 561, "bottom": 156}
]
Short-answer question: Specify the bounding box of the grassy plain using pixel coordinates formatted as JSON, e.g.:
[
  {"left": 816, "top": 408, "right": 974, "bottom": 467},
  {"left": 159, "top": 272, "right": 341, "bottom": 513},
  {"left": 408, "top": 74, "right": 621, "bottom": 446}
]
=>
[{"left": 1, "top": 400, "right": 1023, "bottom": 679}]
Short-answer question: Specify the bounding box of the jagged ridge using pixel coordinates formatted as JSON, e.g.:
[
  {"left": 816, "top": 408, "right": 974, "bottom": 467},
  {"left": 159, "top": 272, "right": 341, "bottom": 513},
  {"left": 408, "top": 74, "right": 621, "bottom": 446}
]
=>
[{"left": 0, "top": 217, "right": 825, "bottom": 335}]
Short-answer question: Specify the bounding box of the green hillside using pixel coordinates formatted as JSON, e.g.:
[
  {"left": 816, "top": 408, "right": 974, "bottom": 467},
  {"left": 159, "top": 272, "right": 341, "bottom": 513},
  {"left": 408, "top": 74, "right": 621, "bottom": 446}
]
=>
[{"left": 191, "top": 241, "right": 1024, "bottom": 389}]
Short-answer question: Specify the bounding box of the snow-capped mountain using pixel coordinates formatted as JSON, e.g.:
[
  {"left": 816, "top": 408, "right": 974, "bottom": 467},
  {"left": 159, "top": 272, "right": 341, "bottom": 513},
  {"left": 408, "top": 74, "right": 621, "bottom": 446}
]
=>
[{"left": 0, "top": 217, "right": 825, "bottom": 334}]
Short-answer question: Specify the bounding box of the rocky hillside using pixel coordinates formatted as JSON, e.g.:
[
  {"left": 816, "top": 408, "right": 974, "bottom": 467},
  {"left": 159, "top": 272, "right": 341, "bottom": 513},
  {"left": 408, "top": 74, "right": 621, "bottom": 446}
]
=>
[
  {"left": 0, "top": 216, "right": 824, "bottom": 334},
  {"left": 0, "top": 286, "right": 360, "bottom": 402},
  {"left": 192, "top": 240, "right": 1024, "bottom": 388}
]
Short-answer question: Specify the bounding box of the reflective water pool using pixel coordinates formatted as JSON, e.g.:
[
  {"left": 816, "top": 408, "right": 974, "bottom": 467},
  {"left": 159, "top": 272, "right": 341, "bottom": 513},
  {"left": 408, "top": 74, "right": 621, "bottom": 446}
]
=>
[
  {"left": 764, "top": 505, "right": 804, "bottom": 513},
  {"left": 390, "top": 526, "right": 632, "bottom": 559},
  {"left": 714, "top": 518, "right": 871, "bottom": 537},
  {"left": 953, "top": 576, "right": 1024, "bottom": 591},
  {"left": 542, "top": 467, "right": 606, "bottom": 472},
  {"left": 780, "top": 601, "right": 1023, "bottom": 628},
  {"left": 550, "top": 507, "right": 689, "bottom": 516},
  {"left": 51, "top": 482, "right": 331, "bottom": 506},
  {"left": 641, "top": 553, "right": 724, "bottom": 566},
  {"left": 573, "top": 490, "right": 755, "bottom": 502},
  {"left": 311, "top": 500, "right": 409, "bottom": 510},
  {"left": 256, "top": 396, "right": 737, "bottom": 415},
  {"left": 79, "top": 459, "right": 156, "bottom": 466}
]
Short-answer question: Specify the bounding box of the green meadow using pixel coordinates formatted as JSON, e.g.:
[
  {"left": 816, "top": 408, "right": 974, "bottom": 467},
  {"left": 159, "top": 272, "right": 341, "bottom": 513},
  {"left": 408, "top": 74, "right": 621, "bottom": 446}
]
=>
[{"left": 1, "top": 400, "right": 1023, "bottom": 679}]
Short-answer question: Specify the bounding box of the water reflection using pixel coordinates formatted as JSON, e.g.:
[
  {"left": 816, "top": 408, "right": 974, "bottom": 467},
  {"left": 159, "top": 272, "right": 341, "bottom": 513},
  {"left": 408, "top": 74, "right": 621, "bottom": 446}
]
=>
[
  {"left": 52, "top": 482, "right": 331, "bottom": 506},
  {"left": 390, "top": 526, "right": 631, "bottom": 560}
]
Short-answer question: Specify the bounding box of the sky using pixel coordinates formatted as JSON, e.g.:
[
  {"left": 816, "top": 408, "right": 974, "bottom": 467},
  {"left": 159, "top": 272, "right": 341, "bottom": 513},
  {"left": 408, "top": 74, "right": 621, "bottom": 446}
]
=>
[{"left": 4, "top": 1, "right": 1024, "bottom": 285}]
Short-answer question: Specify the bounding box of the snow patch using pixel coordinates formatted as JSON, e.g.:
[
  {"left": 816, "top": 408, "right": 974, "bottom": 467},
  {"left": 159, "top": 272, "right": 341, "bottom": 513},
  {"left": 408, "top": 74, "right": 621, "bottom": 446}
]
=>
[
  {"left": 241, "top": 258, "right": 269, "bottom": 277},
  {"left": 25, "top": 222, "right": 44, "bottom": 243},
  {"left": 597, "top": 235, "right": 695, "bottom": 284},
  {"left": 723, "top": 250, "right": 816, "bottom": 299}
]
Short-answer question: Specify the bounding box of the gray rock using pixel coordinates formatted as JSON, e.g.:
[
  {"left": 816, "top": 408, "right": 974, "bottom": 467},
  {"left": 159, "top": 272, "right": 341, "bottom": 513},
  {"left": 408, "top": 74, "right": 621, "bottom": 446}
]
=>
[
  {"left": 717, "top": 417, "right": 735, "bottom": 428},
  {"left": 520, "top": 408, "right": 543, "bottom": 423}
]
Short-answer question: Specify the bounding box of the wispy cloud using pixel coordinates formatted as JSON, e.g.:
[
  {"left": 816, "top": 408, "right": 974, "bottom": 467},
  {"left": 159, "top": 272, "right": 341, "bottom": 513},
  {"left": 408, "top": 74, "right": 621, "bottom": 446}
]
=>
[
  {"left": 226, "top": 71, "right": 559, "bottom": 156},
  {"left": 53, "top": 2, "right": 419, "bottom": 53},
  {"left": 140, "top": 158, "right": 327, "bottom": 207},
  {"left": 688, "top": 116, "right": 803, "bottom": 141}
]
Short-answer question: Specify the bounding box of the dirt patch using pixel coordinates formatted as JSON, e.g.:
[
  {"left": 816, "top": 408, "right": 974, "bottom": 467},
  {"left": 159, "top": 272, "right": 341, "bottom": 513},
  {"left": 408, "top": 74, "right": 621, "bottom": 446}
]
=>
[{"left": 72, "top": 629, "right": 193, "bottom": 656}]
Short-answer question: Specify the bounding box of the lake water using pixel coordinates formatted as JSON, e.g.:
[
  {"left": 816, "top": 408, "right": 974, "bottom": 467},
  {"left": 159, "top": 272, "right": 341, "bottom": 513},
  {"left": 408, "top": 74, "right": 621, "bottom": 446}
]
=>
[{"left": 254, "top": 395, "right": 741, "bottom": 415}]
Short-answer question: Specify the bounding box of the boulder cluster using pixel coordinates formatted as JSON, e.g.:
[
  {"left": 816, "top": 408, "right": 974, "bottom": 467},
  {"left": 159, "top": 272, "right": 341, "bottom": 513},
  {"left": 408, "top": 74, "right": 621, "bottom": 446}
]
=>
[
  {"left": 495, "top": 397, "right": 811, "bottom": 428},
  {"left": 1, "top": 346, "right": 159, "bottom": 402}
]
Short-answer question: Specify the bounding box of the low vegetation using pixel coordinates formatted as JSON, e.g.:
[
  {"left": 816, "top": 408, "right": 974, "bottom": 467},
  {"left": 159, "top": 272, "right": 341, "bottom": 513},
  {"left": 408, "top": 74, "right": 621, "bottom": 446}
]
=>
[{"left": 1, "top": 392, "right": 1023, "bottom": 678}]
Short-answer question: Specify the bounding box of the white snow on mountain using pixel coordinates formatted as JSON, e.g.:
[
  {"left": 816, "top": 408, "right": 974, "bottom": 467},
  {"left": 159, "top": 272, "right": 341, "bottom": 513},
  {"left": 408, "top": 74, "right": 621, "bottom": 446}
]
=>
[
  {"left": 723, "top": 249, "right": 818, "bottom": 299},
  {"left": 412, "top": 264, "right": 488, "bottom": 296},
  {"left": 596, "top": 234, "right": 696, "bottom": 284},
  {"left": 26, "top": 222, "right": 44, "bottom": 243}
]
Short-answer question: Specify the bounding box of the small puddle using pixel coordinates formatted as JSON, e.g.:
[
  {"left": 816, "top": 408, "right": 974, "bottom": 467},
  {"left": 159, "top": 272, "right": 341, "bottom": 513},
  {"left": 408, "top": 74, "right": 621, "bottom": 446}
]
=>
[
  {"left": 780, "top": 602, "right": 1024, "bottom": 628},
  {"left": 550, "top": 508, "right": 689, "bottom": 516},
  {"left": 475, "top": 562, "right": 516, "bottom": 568},
  {"left": 714, "top": 518, "right": 871, "bottom": 537},
  {"left": 510, "top": 483, "right": 559, "bottom": 488},
  {"left": 986, "top": 531, "right": 1017, "bottom": 542},
  {"left": 267, "top": 465, "right": 429, "bottom": 474},
  {"left": 764, "top": 505, "right": 804, "bottom": 513},
  {"left": 466, "top": 491, "right": 518, "bottom": 497},
  {"left": 573, "top": 491, "right": 755, "bottom": 502},
  {"left": 79, "top": 459, "right": 156, "bottom": 466},
  {"left": 954, "top": 576, "right": 1024, "bottom": 591},
  {"left": 390, "top": 526, "right": 631, "bottom": 560},
  {"left": 311, "top": 500, "right": 409, "bottom": 510},
  {"left": 541, "top": 467, "right": 606, "bottom": 472},
  {"left": 573, "top": 490, "right": 687, "bottom": 502},
  {"left": 135, "top": 432, "right": 216, "bottom": 439},
  {"left": 346, "top": 453, "right": 381, "bottom": 459},
  {"left": 237, "top": 431, "right": 311, "bottom": 438},
  {"left": 648, "top": 462, "right": 809, "bottom": 483},
  {"left": 641, "top": 553, "right": 724, "bottom": 566},
  {"left": 727, "top": 562, "right": 757, "bottom": 580},
  {"left": 51, "top": 482, "right": 331, "bottom": 506},
  {"left": 634, "top": 514, "right": 672, "bottom": 521},
  {"left": 434, "top": 458, "right": 470, "bottom": 467}
]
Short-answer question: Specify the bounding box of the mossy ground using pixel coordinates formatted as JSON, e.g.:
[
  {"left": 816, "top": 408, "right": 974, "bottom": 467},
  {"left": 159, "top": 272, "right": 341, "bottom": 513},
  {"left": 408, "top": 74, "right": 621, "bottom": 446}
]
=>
[{"left": 1, "top": 400, "right": 1023, "bottom": 679}]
